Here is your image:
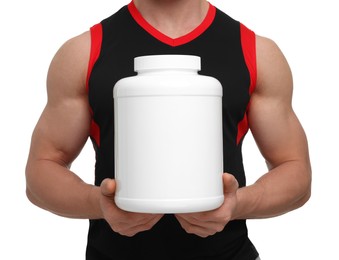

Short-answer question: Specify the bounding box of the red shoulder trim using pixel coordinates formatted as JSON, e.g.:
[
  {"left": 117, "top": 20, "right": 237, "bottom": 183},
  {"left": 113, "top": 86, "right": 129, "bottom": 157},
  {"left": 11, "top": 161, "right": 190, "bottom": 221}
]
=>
[
  {"left": 240, "top": 23, "right": 257, "bottom": 95},
  {"left": 236, "top": 23, "right": 257, "bottom": 144},
  {"left": 86, "top": 23, "right": 103, "bottom": 147},
  {"left": 128, "top": 1, "right": 216, "bottom": 47},
  {"left": 86, "top": 23, "right": 103, "bottom": 92}
]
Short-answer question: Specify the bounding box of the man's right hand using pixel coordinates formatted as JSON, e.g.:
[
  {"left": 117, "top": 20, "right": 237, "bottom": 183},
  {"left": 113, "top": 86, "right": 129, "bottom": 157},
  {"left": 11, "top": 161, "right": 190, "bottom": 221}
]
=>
[{"left": 99, "top": 178, "right": 164, "bottom": 237}]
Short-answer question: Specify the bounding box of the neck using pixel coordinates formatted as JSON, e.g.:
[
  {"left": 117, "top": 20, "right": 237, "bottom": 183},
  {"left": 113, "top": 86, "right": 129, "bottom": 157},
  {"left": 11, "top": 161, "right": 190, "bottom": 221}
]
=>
[{"left": 133, "top": 0, "right": 209, "bottom": 38}]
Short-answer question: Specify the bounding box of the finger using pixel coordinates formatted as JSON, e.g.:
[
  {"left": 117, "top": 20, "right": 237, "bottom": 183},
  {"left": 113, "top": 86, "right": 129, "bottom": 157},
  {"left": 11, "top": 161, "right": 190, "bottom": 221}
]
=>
[
  {"left": 176, "top": 214, "right": 225, "bottom": 232},
  {"left": 177, "top": 213, "right": 209, "bottom": 225},
  {"left": 118, "top": 213, "right": 160, "bottom": 225},
  {"left": 176, "top": 215, "right": 217, "bottom": 237},
  {"left": 222, "top": 173, "right": 239, "bottom": 194},
  {"left": 117, "top": 214, "right": 163, "bottom": 237},
  {"left": 100, "top": 178, "right": 116, "bottom": 198}
]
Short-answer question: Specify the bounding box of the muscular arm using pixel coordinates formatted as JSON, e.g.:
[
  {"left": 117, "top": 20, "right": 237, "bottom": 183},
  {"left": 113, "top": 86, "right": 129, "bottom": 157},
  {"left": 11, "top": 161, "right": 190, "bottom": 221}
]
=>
[
  {"left": 234, "top": 35, "right": 312, "bottom": 219},
  {"left": 25, "top": 32, "right": 163, "bottom": 235},
  {"left": 174, "top": 36, "right": 311, "bottom": 238},
  {"left": 25, "top": 32, "right": 102, "bottom": 219}
]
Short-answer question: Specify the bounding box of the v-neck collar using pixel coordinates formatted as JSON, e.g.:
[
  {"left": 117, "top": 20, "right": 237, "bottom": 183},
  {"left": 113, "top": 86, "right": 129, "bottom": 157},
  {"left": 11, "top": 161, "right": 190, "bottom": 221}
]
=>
[{"left": 128, "top": 1, "right": 216, "bottom": 47}]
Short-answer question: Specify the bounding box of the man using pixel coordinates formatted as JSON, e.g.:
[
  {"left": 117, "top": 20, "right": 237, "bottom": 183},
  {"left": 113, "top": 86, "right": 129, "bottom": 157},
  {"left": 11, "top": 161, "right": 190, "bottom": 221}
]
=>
[{"left": 25, "top": 0, "right": 312, "bottom": 259}]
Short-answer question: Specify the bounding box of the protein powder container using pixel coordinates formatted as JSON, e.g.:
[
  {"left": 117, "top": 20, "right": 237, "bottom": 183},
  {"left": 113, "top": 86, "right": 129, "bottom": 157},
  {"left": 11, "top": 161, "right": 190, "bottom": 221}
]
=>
[{"left": 113, "top": 54, "right": 224, "bottom": 213}]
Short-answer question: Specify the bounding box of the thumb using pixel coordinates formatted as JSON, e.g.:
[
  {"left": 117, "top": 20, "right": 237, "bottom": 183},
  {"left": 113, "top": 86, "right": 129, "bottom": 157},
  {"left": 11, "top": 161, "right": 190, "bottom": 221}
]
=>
[
  {"left": 100, "top": 178, "right": 116, "bottom": 198},
  {"left": 222, "top": 173, "right": 239, "bottom": 194}
]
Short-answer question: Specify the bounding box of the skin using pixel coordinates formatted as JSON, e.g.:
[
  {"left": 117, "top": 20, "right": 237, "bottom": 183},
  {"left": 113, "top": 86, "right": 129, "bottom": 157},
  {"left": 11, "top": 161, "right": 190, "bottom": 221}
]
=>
[{"left": 25, "top": 0, "right": 311, "bottom": 238}]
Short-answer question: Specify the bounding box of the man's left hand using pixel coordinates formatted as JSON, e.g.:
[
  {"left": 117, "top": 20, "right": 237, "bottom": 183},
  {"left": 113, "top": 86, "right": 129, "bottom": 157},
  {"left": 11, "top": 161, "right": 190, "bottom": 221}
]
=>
[{"left": 175, "top": 173, "right": 239, "bottom": 237}]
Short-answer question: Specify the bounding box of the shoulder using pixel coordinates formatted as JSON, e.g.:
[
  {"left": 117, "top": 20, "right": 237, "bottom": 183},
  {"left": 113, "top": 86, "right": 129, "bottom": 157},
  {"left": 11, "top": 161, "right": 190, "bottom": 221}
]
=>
[
  {"left": 254, "top": 35, "right": 293, "bottom": 98},
  {"left": 50, "top": 31, "right": 91, "bottom": 68},
  {"left": 47, "top": 31, "right": 91, "bottom": 98}
]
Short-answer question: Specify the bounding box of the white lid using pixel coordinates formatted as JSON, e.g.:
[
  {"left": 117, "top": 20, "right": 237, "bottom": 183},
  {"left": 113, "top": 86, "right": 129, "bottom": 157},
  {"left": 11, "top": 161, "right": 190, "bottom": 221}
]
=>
[{"left": 134, "top": 55, "right": 201, "bottom": 72}]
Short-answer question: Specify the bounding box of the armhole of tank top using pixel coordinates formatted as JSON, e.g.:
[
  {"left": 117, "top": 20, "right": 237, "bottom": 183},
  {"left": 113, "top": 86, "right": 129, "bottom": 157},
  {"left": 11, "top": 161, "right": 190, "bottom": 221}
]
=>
[
  {"left": 240, "top": 23, "right": 257, "bottom": 95},
  {"left": 86, "top": 23, "right": 103, "bottom": 93},
  {"left": 86, "top": 23, "right": 102, "bottom": 147},
  {"left": 236, "top": 23, "right": 257, "bottom": 144}
]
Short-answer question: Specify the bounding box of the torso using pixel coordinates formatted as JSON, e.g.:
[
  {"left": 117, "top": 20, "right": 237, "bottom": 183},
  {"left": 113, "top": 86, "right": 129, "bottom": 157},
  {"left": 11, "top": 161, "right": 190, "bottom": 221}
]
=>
[{"left": 85, "top": 2, "right": 258, "bottom": 259}]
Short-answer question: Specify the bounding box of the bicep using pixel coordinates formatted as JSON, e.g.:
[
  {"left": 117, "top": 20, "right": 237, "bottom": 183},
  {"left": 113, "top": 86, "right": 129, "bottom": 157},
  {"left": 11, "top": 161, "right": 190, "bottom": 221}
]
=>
[
  {"left": 30, "top": 99, "right": 90, "bottom": 167},
  {"left": 249, "top": 96, "right": 308, "bottom": 169},
  {"left": 248, "top": 36, "right": 309, "bottom": 168}
]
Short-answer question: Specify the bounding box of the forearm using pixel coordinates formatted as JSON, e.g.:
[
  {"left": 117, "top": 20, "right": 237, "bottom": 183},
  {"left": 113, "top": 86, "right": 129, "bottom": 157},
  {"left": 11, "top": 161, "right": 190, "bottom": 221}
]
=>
[
  {"left": 26, "top": 159, "right": 102, "bottom": 219},
  {"left": 233, "top": 160, "right": 311, "bottom": 220}
]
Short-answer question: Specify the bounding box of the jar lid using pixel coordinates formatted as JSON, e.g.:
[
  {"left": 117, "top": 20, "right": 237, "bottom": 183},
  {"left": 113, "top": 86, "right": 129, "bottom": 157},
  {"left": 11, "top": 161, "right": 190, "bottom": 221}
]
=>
[{"left": 134, "top": 55, "right": 201, "bottom": 72}]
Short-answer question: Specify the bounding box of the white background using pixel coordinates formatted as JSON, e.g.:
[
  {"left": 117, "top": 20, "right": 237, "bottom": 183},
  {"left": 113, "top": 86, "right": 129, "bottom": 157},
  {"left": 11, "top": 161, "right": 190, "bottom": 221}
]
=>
[{"left": 0, "top": 0, "right": 338, "bottom": 259}]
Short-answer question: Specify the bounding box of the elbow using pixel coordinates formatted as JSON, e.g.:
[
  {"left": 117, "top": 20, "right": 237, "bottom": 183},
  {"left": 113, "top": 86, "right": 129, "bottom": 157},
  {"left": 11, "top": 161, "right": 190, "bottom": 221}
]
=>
[
  {"left": 297, "top": 184, "right": 311, "bottom": 208},
  {"left": 25, "top": 176, "right": 48, "bottom": 211},
  {"left": 26, "top": 186, "right": 50, "bottom": 213},
  {"left": 295, "top": 165, "right": 312, "bottom": 209},
  {"left": 26, "top": 187, "right": 37, "bottom": 206},
  {"left": 25, "top": 176, "right": 37, "bottom": 207},
  {"left": 25, "top": 162, "right": 41, "bottom": 208}
]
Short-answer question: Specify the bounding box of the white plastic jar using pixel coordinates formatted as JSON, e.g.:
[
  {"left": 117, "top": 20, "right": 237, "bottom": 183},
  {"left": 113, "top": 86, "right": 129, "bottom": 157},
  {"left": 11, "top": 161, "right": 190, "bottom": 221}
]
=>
[{"left": 113, "top": 55, "right": 224, "bottom": 213}]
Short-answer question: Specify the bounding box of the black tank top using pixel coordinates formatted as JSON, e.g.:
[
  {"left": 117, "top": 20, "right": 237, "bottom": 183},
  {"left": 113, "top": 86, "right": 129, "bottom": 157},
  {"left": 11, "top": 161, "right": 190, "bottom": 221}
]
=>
[{"left": 86, "top": 1, "right": 258, "bottom": 259}]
